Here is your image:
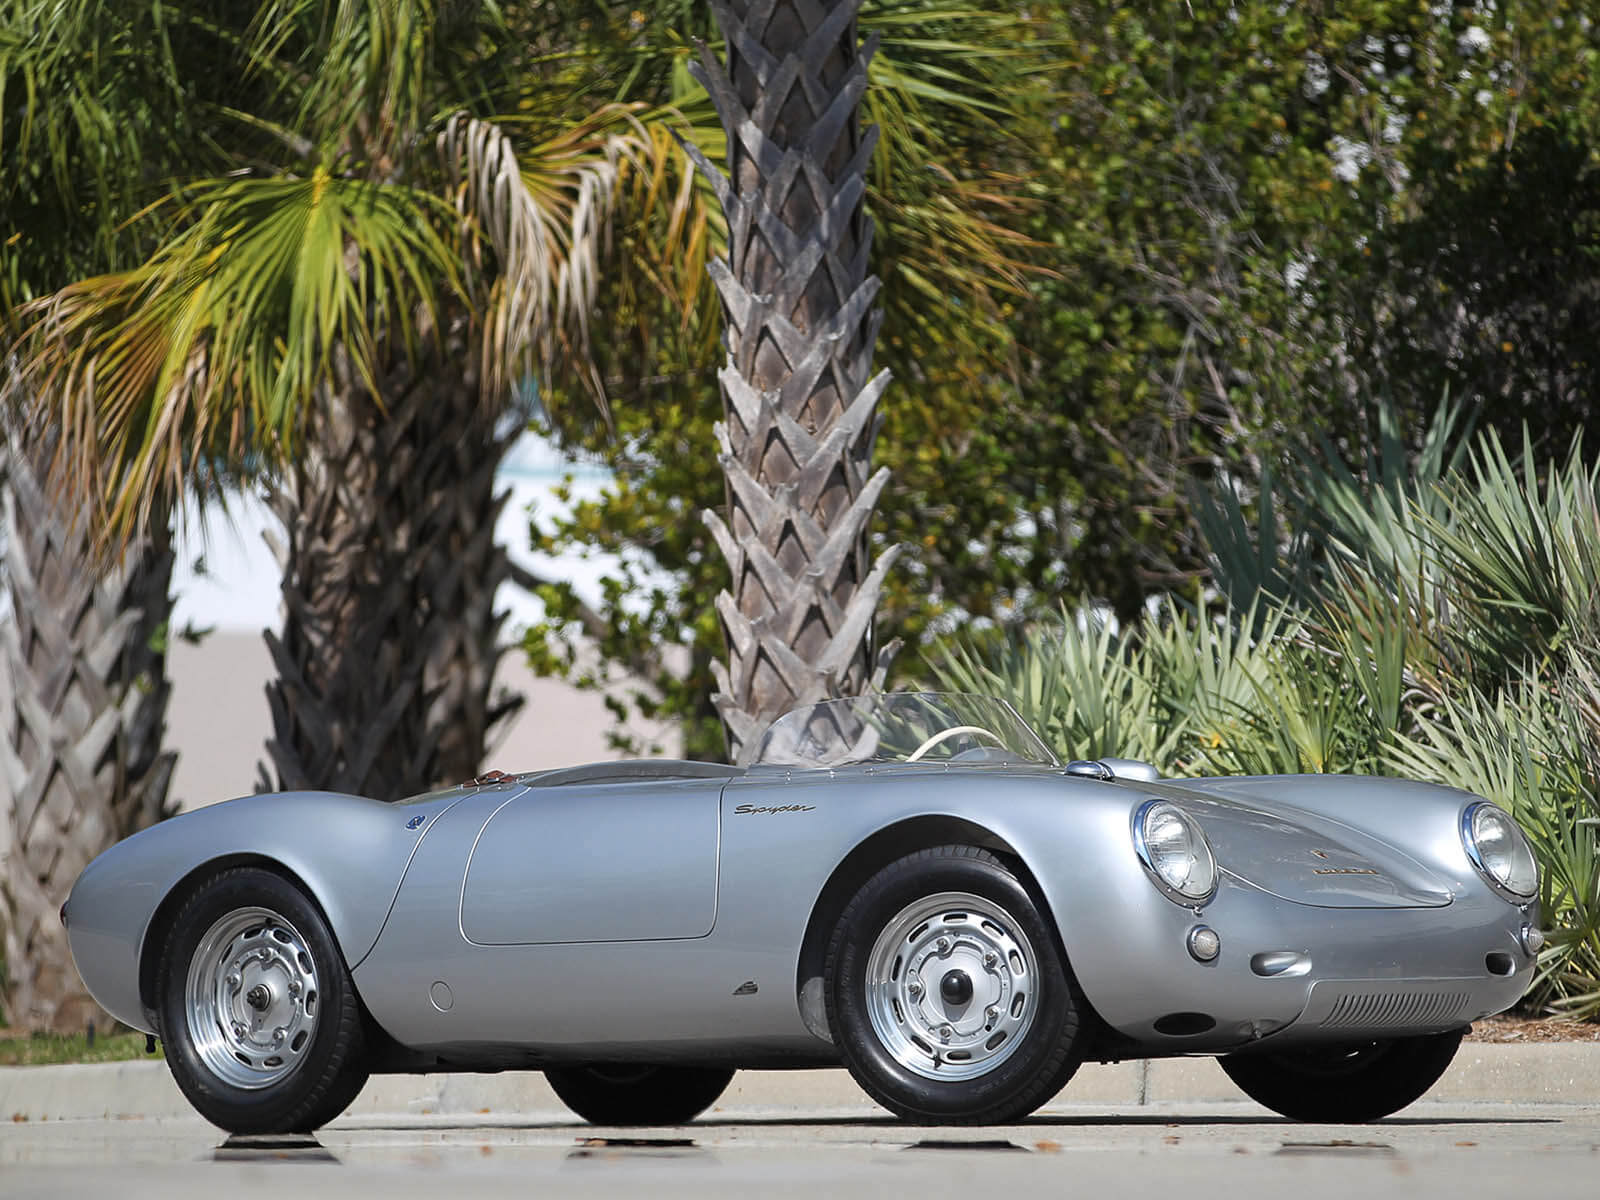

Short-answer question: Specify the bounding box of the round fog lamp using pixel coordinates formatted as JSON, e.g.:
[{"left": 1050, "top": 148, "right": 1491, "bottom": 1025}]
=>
[
  {"left": 1187, "top": 925, "right": 1221, "bottom": 962},
  {"left": 1521, "top": 924, "right": 1545, "bottom": 955}
]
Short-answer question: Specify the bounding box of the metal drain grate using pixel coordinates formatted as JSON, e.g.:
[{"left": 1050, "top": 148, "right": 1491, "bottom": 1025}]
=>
[{"left": 1321, "top": 989, "right": 1470, "bottom": 1029}]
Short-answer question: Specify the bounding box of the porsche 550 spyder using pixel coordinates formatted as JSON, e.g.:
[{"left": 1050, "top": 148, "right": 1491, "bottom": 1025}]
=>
[{"left": 63, "top": 692, "right": 1541, "bottom": 1133}]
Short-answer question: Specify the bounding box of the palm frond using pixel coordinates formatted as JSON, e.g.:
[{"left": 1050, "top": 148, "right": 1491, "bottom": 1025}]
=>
[
  {"left": 935, "top": 606, "right": 1164, "bottom": 764},
  {"left": 439, "top": 103, "right": 652, "bottom": 405},
  {"left": 1192, "top": 464, "right": 1304, "bottom": 616},
  {"left": 22, "top": 171, "right": 461, "bottom": 539},
  {"left": 1425, "top": 428, "right": 1600, "bottom": 685},
  {"left": 244, "top": 0, "right": 438, "bottom": 166},
  {"left": 0, "top": 0, "right": 190, "bottom": 291}
]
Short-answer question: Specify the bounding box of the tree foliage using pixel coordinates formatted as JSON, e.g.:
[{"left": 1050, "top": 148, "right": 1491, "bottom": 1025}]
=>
[
  {"left": 0, "top": 0, "right": 200, "bottom": 308},
  {"left": 522, "top": 1, "right": 1600, "bottom": 757},
  {"left": 525, "top": 0, "right": 1050, "bottom": 759}
]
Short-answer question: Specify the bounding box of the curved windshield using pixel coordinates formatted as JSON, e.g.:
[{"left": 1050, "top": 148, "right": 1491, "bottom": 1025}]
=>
[{"left": 753, "top": 692, "right": 1059, "bottom": 769}]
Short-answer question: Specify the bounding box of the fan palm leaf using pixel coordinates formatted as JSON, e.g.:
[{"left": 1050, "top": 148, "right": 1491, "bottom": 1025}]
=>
[
  {"left": 29, "top": 172, "right": 461, "bottom": 537},
  {"left": 440, "top": 103, "right": 652, "bottom": 402}
]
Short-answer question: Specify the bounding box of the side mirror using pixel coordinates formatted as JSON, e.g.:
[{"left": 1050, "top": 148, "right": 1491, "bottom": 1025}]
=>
[
  {"left": 1064, "top": 760, "right": 1113, "bottom": 780},
  {"left": 1063, "top": 758, "right": 1161, "bottom": 782},
  {"left": 1099, "top": 757, "right": 1161, "bottom": 782}
]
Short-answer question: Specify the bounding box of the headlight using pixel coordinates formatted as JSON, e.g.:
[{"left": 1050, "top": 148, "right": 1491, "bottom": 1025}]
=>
[
  {"left": 1461, "top": 802, "right": 1538, "bottom": 901},
  {"left": 1134, "top": 800, "right": 1218, "bottom": 904}
]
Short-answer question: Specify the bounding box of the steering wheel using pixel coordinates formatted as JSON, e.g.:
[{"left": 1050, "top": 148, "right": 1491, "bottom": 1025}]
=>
[{"left": 905, "top": 725, "right": 1005, "bottom": 763}]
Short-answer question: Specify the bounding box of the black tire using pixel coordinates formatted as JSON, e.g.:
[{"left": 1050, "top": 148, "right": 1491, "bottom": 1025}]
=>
[
  {"left": 824, "top": 845, "right": 1086, "bottom": 1125},
  {"left": 157, "top": 867, "right": 368, "bottom": 1134},
  {"left": 1219, "top": 1029, "right": 1465, "bottom": 1122},
  {"left": 544, "top": 1064, "right": 735, "bottom": 1125}
]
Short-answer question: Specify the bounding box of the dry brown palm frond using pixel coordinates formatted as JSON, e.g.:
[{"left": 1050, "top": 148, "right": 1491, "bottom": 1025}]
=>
[{"left": 439, "top": 105, "right": 656, "bottom": 409}]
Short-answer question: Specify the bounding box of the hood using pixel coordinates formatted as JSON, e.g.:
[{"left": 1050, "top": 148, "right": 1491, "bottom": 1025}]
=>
[{"left": 1148, "top": 781, "right": 1454, "bottom": 909}]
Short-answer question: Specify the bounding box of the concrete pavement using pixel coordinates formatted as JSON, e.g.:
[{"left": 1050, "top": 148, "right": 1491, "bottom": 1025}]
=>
[
  {"left": 4, "top": 1095, "right": 1600, "bottom": 1200},
  {"left": 4, "top": 1041, "right": 1599, "bottom": 1124}
]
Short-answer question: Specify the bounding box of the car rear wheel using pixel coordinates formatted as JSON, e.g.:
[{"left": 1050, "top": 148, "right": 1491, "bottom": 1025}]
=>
[
  {"left": 544, "top": 1064, "right": 734, "bottom": 1125},
  {"left": 157, "top": 867, "right": 368, "bottom": 1134},
  {"left": 824, "top": 845, "right": 1086, "bottom": 1124},
  {"left": 1219, "top": 1029, "right": 1465, "bottom": 1121}
]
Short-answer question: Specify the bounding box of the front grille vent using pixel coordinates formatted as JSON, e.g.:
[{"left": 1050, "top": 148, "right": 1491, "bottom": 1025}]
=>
[{"left": 1321, "top": 990, "right": 1470, "bottom": 1030}]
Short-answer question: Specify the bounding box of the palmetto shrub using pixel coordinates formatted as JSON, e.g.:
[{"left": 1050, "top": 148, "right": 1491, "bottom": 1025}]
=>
[
  {"left": 934, "top": 599, "right": 1391, "bottom": 777},
  {"left": 933, "top": 605, "right": 1167, "bottom": 766},
  {"left": 1388, "top": 670, "right": 1600, "bottom": 1019},
  {"left": 934, "top": 415, "right": 1600, "bottom": 1018}
]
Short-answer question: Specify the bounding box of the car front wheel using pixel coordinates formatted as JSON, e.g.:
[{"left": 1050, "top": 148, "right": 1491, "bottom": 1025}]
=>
[
  {"left": 157, "top": 867, "right": 368, "bottom": 1134},
  {"left": 544, "top": 1064, "right": 734, "bottom": 1125},
  {"left": 1219, "top": 1029, "right": 1465, "bottom": 1121},
  {"left": 825, "top": 845, "right": 1086, "bottom": 1124}
]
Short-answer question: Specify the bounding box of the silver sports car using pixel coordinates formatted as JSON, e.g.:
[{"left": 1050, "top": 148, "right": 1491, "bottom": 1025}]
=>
[{"left": 63, "top": 692, "right": 1541, "bottom": 1133}]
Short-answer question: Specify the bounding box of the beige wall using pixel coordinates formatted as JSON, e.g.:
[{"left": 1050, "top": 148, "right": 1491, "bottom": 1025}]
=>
[{"left": 165, "top": 631, "right": 679, "bottom": 810}]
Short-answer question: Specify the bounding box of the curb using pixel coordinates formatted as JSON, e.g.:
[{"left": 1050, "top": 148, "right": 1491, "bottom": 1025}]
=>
[{"left": 3, "top": 1043, "right": 1597, "bottom": 1123}]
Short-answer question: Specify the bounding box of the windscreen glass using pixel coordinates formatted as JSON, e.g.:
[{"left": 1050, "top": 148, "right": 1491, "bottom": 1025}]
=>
[{"left": 753, "top": 692, "right": 1059, "bottom": 769}]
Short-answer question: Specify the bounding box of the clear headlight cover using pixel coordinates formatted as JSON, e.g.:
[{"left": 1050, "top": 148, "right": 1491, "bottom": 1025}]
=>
[
  {"left": 1134, "top": 800, "right": 1218, "bottom": 904},
  {"left": 1462, "top": 802, "right": 1539, "bottom": 901}
]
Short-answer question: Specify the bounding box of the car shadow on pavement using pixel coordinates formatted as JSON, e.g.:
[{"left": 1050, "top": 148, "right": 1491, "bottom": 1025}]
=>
[
  {"left": 334, "top": 1115, "right": 906, "bottom": 1134},
  {"left": 331, "top": 1112, "right": 1558, "bottom": 1135},
  {"left": 1015, "top": 1114, "right": 1559, "bottom": 1127},
  {"left": 213, "top": 1134, "right": 341, "bottom": 1164}
]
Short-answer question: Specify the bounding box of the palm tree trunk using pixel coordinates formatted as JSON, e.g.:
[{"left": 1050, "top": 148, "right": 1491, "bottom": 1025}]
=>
[
  {"left": 687, "top": 0, "right": 899, "bottom": 763},
  {"left": 258, "top": 323, "right": 521, "bottom": 800},
  {"left": 0, "top": 429, "right": 175, "bottom": 1032}
]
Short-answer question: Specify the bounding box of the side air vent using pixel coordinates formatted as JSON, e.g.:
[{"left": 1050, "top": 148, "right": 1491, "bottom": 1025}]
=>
[
  {"left": 1485, "top": 952, "right": 1516, "bottom": 977},
  {"left": 1153, "top": 1011, "right": 1217, "bottom": 1036},
  {"left": 1321, "top": 990, "right": 1470, "bottom": 1030}
]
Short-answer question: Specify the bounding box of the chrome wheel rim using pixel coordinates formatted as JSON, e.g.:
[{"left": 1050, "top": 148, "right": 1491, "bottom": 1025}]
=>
[
  {"left": 864, "top": 890, "right": 1038, "bottom": 1081},
  {"left": 184, "top": 906, "right": 320, "bottom": 1090}
]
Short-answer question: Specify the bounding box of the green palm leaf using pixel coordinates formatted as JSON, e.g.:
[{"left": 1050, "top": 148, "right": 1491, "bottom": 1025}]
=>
[{"left": 29, "top": 171, "right": 460, "bottom": 534}]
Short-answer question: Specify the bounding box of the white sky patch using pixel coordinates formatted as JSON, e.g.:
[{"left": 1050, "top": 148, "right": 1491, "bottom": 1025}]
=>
[
  {"left": 1303, "top": 52, "right": 1331, "bottom": 99},
  {"left": 1459, "top": 25, "right": 1492, "bottom": 54},
  {"left": 1364, "top": 34, "right": 1387, "bottom": 75},
  {"left": 170, "top": 432, "right": 636, "bottom": 638},
  {"left": 1330, "top": 135, "right": 1372, "bottom": 182}
]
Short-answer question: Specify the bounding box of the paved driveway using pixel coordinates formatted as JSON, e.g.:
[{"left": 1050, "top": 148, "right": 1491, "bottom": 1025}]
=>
[
  {"left": 4, "top": 1050, "right": 1598, "bottom": 1198},
  {"left": 4, "top": 1099, "right": 1599, "bottom": 1199}
]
